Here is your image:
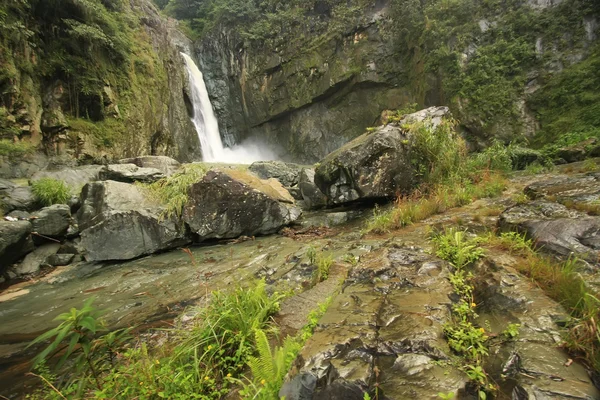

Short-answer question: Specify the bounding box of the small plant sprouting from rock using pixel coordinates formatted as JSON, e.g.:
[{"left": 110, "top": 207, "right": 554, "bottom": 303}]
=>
[
  {"left": 502, "top": 323, "right": 521, "bottom": 340},
  {"left": 31, "top": 178, "right": 71, "bottom": 206}
]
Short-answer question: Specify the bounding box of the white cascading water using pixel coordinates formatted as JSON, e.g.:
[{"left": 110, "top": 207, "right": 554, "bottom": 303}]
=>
[{"left": 181, "top": 53, "right": 277, "bottom": 163}]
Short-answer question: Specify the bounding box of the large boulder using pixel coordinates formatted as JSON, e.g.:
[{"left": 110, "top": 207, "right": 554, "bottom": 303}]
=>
[
  {"left": 31, "top": 204, "right": 72, "bottom": 238},
  {"left": 183, "top": 169, "right": 301, "bottom": 240},
  {"left": 0, "top": 220, "right": 34, "bottom": 271},
  {"left": 0, "top": 180, "right": 36, "bottom": 212},
  {"left": 248, "top": 161, "right": 303, "bottom": 187},
  {"left": 98, "top": 164, "right": 165, "bottom": 183},
  {"left": 118, "top": 156, "right": 180, "bottom": 176},
  {"left": 314, "top": 106, "right": 450, "bottom": 204},
  {"left": 77, "top": 180, "right": 189, "bottom": 261}
]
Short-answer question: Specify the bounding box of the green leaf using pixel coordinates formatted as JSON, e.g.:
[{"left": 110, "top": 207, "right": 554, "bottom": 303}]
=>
[{"left": 80, "top": 316, "right": 97, "bottom": 333}]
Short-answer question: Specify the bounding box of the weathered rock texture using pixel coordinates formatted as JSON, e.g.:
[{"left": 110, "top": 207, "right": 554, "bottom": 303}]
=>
[
  {"left": 183, "top": 169, "right": 301, "bottom": 240},
  {"left": 280, "top": 246, "right": 468, "bottom": 399},
  {"left": 314, "top": 106, "right": 449, "bottom": 204},
  {"left": 77, "top": 181, "right": 189, "bottom": 261}
]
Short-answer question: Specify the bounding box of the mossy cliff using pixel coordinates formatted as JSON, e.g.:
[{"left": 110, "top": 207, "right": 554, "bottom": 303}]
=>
[
  {"left": 194, "top": 0, "right": 599, "bottom": 162},
  {"left": 0, "top": 0, "right": 199, "bottom": 175}
]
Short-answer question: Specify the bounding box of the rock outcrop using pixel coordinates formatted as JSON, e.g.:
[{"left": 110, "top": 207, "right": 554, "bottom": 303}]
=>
[
  {"left": 77, "top": 181, "right": 190, "bottom": 262},
  {"left": 98, "top": 164, "right": 165, "bottom": 183},
  {"left": 117, "top": 156, "right": 181, "bottom": 176},
  {"left": 31, "top": 204, "right": 72, "bottom": 239},
  {"left": 0, "top": 180, "right": 36, "bottom": 212},
  {"left": 183, "top": 169, "right": 301, "bottom": 240},
  {"left": 314, "top": 106, "right": 449, "bottom": 204}
]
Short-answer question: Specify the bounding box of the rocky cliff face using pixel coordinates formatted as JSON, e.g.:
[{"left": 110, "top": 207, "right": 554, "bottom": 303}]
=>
[
  {"left": 0, "top": 0, "right": 200, "bottom": 177},
  {"left": 196, "top": 0, "right": 599, "bottom": 163}
]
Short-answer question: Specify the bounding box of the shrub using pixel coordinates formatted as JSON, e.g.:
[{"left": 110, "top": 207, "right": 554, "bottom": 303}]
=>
[
  {"left": 0, "top": 139, "right": 34, "bottom": 158},
  {"left": 31, "top": 178, "right": 70, "bottom": 206}
]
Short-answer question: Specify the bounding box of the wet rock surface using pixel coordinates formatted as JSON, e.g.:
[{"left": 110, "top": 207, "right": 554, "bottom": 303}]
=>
[
  {"left": 314, "top": 107, "right": 450, "bottom": 204},
  {"left": 281, "top": 246, "right": 468, "bottom": 399},
  {"left": 183, "top": 169, "right": 300, "bottom": 240}
]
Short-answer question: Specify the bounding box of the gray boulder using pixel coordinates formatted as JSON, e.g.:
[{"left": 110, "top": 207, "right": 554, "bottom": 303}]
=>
[
  {"left": 118, "top": 156, "right": 180, "bottom": 176},
  {"left": 77, "top": 180, "right": 189, "bottom": 261},
  {"left": 315, "top": 106, "right": 450, "bottom": 204},
  {"left": 298, "top": 168, "right": 328, "bottom": 209},
  {"left": 31, "top": 204, "right": 71, "bottom": 238},
  {"left": 183, "top": 169, "right": 301, "bottom": 240},
  {"left": 9, "top": 243, "right": 60, "bottom": 277},
  {"left": 0, "top": 220, "right": 34, "bottom": 271},
  {"left": 0, "top": 179, "right": 36, "bottom": 212},
  {"left": 99, "top": 164, "right": 165, "bottom": 183},
  {"left": 498, "top": 201, "right": 600, "bottom": 261},
  {"left": 248, "top": 161, "right": 303, "bottom": 187}
]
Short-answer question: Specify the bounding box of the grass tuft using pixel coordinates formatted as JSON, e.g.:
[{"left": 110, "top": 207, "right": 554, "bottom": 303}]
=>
[
  {"left": 141, "top": 163, "right": 208, "bottom": 218},
  {"left": 31, "top": 178, "right": 71, "bottom": 206}
]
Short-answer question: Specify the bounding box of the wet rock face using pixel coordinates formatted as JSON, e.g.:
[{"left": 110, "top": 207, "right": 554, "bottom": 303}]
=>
[
  {"left": 0, "top": 221, "right": 34, "bottom": 272},
  {"left": 183, "top": 170, "right": 301, "bottom": 240},
  {"left": 77, "top": 180, "right": 189, "bottom": 261},
  {"left": 280, "top": 246, "right": 468, "bottom": 399},
  {"left": 314, "top": 107, "right": 450, "bottom": 204}
]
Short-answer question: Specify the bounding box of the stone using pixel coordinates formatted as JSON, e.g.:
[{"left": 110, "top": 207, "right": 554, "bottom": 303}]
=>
[
  {"left": 99, "top": 163, "right": 165, "bottom": 183},
  {"left": 118, "top": 156, "right": 181, "bottom": 176},
  {"left": 31, "top": 165, "right": 104, "bottom": 191},
  {"left": 498, "top": 201, "right": 600, "bottom": 261},
  {"left": 183, "top": 169, "right": 301, "bottom": 240},
  {"left": 77, "top": 180, "right": 190, "bottom": 261},
  {"left": 314, "top": 106, "right": 450, "bottom": 204},
  {"left": 7, "top": 210, "right": 31, "bottom": 220},
  {"left": 248, "top": 160, "right": 303, "bottom": 187},
  {"left": 31, "top": 204, "right": 71, "bottom": 238},
  {"left": 298, "top": 168, "right": 328, "bottom": 209},
  {"left": 46, "top": 253, "right": 75, "bottom": 266},
  {"left": 10, "top": 243, "right": 60, "bottom": 277},
  {"left": 0, "top": 180, "right": 37, "bottom": 212},
  {"left": 0, "top": 220, "right": 34, "bottom": 272},
  {"left": 300, "top": 210, "right": 364, "bottom": 228}
]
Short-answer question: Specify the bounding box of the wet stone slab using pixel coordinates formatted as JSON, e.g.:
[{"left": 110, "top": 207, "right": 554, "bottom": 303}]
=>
[{"left": 280, "top": 246, "right": 468, "bottom": 400}]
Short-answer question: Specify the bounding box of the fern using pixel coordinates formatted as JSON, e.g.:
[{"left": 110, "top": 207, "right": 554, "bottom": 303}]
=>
[{"left": 245, "top": 329, "right": 301, "bottom": 399}]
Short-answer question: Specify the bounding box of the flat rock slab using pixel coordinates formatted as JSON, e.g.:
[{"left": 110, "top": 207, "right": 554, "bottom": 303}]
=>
[
  {"left": 280, "top": 246, "right": 467, "bottom": 399},
  {"left": 99, "top": 164, "right": 165, "bottom": 183},
  {"left": 476, "top": 253, "right": 600, "bottom": 399},
  {"left": 118, "top": 156, "right": 180, "bottom": 176},
  {"left": 248, "top": 160, "right": 303, "bottom": 187}
]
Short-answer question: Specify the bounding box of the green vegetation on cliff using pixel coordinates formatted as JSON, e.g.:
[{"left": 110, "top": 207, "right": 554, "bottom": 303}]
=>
[{"left": 0, "top": 0, "right": 172, "bottom": 158}]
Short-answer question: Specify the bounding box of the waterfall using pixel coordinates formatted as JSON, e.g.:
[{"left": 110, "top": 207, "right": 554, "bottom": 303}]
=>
[{"left": 180, "top": 53, "right": 278, "bottom": 164}]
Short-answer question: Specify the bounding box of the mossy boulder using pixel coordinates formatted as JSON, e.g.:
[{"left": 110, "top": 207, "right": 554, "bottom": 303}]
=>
[{"left": 314, "top": 106, "right": 449, "bottom": 204}]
